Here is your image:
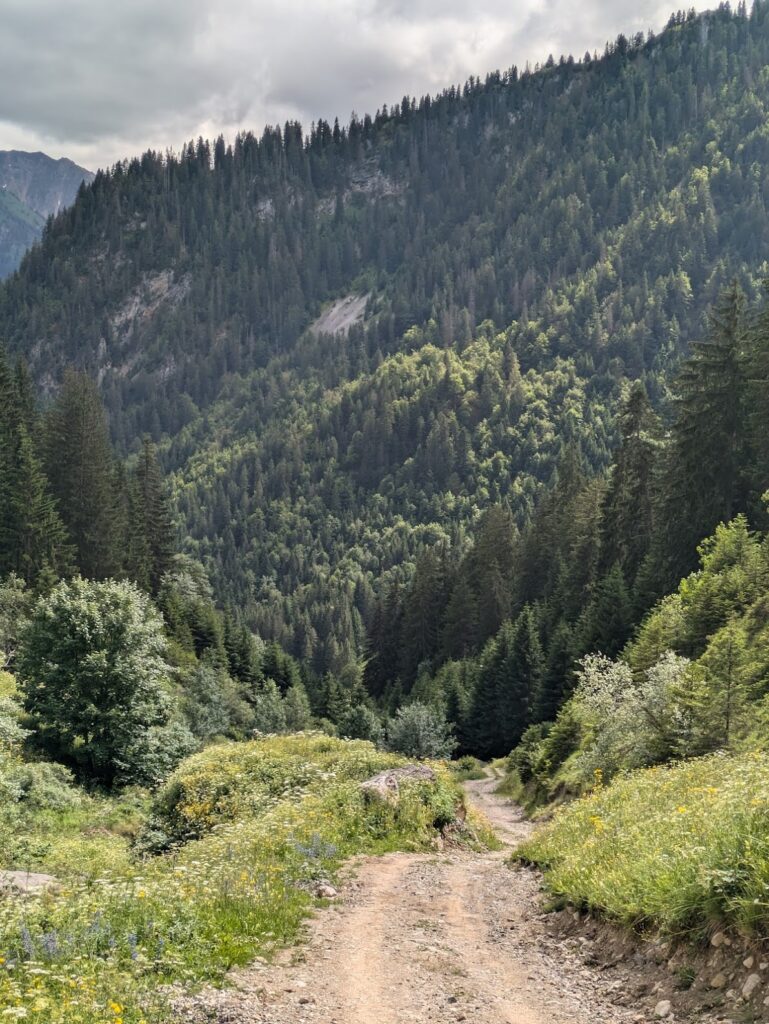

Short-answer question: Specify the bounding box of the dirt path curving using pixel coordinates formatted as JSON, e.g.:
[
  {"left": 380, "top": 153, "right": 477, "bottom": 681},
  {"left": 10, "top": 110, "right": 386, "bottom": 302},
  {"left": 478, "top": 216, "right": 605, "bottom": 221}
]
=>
[{"left": 179, "top": 772, "right": 655, "bottom": 1024}]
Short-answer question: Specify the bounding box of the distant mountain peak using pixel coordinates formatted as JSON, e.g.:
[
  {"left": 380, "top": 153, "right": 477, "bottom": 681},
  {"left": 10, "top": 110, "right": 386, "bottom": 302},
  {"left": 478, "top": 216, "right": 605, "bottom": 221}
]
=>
[{"left": 0, "top": 149, "right": 94, "bottom": 277}]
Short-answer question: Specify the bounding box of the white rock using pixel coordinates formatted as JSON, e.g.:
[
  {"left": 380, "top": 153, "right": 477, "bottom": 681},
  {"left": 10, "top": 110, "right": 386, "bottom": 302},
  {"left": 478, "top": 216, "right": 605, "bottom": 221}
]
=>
[
  {"left": 711, "top": 932, "right": 727, "bottom": 948},
  {"left": 742, "top": 974, "right": 762, "bottom": 999},
  {"left": 710, "top": 973, "right": 727, "bottom": 989},
  {"left": 654, "top": 1000, "right": 672, "bottom": 1018},
  {"left": 0, "top": 870, "right": 57, "bottom": 895},
  {"left": 314, "top": 883, "right": 338, "bottom": 899},
  {"left": 744, "top": 956, "right": 755, "bottom": 969}
]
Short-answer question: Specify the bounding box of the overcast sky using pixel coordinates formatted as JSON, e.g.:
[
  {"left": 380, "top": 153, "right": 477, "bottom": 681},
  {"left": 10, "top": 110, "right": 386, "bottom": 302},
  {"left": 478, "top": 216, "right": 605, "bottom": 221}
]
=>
[{"left": 1, "top": 0, "right": 712, "bottom": 171}]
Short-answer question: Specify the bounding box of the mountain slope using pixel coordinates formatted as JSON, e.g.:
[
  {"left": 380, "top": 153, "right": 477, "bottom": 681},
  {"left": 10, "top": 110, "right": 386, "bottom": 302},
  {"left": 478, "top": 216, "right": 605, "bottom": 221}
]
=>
[
  {"left": 0, "top": 151, "right": 93, "bottom": 278},
  {"left": 4, "top": 5, "right": 769, "bottom": 671}
]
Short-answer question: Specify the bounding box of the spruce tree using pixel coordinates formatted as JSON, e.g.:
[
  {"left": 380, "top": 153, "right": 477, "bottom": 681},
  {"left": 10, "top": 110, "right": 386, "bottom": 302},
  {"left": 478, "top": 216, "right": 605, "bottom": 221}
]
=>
[
  {"left": 44, "top": 370, "right": 119, "bottom": 580},
  {"left": 534, "top": 619, "right": 577, "bottom": 723},
  {"left": 600, "top": 382, "right": 661, "bottom": 584},
  {"left": 8, "top": 427, "right": 71, "bottom": 583},
  {"left": 745, "top": 280, "right": 769, "bottom": 514},
  {"left": 468, "top": 606, "right": 543, "bottom": 758},
  {"left": 578, "top": 565, "right": 634, "bottom": 658},
  {"left": 497, "top": 606, "right": 544, "bottom": 750},
  {"left": 0, "top": 351, "right": 70, "bottom": 582},
  {"left": 654, "top": 284, "right": 749, "bottom": 589},
  {"left": 128, "top": 437, "right": 176, "bottom": 593}
]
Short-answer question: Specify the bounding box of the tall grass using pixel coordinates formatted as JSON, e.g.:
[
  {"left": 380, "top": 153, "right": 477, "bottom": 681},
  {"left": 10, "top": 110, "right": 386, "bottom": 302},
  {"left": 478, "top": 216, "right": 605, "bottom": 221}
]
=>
[
  {"left": 0, "top": 734, "right": 462, "bottom": 1023},
  {"left": 520, "top": 752, "right": 769, "bottom": 939}
]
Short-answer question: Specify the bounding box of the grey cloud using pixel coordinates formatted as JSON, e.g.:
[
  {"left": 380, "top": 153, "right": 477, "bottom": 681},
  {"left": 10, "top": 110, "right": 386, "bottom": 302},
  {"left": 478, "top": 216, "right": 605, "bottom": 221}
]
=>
[{"left": 0, "top": 0, "right": 708, "bottom": 169}]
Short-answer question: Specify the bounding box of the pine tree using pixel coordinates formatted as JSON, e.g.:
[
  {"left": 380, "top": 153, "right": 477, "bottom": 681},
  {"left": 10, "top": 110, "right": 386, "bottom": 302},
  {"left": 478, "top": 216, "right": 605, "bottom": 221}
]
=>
[
  {"left": 0, "top": 351, "right": 70, "bottom": 582},
  {"left": 469, "top": 505, "right": 518, "bottom": 646},
  {"left": 284, "top": 682, "right": 313, "bottom": 730},
  {"left": 744, "top": 280, "right": 769, "bottom": 515},
  {"left": 534, "top": 619, "right": 577, "bottom": 723},
  {"left": 677, "top": 622, "right": 748, "bottom": 752},
  {"left": 468, "top": 606, "right": 543, "bottom": 758},
  {"left": 654, "top": 284, "right": 749, "bottom": 589},
  {"left": 400, "top": 548, "right": 447, "bottom": 684},
  {"left": 578, "top": 565, "right": 634, "bottom": 658},
  {"left": 128, "top": 437, "right": 176, "bottom": 593},
  {"left": 497, "top": 606, "right": 544, "bottom": 750},
  {"left": 7, "top": 427, "right": 71, "bottom": 582},
  {"left": 600, "top": 382, "right": 661, "bottom": 584},
  {"left": 44, "top": 370, "right": 120, "bottom": 580},
  {"left": 440, "top": 572, "right": 478, "bottom": 661}
]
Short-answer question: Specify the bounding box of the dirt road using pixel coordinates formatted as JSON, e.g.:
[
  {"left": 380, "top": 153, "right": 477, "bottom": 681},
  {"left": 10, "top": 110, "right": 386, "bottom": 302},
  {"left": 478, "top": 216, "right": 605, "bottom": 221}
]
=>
[{"left": 181, "top": 774, "right": 647, "bottom": 1024}]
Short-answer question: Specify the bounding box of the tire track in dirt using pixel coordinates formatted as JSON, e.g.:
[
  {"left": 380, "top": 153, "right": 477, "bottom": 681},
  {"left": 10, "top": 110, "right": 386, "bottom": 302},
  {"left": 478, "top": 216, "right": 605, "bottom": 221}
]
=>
[{"left": 178, "top": 772, "right": 644, "bottom": 1024}]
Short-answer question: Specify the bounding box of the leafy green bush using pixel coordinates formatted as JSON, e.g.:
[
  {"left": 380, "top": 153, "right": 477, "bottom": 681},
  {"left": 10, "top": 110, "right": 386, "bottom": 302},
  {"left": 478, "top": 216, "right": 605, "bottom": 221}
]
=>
[
  {"left": 1, "top": 760, "right": 81, "bottom": 810},
  {"left": 387, "top": 702, "right": 456, "bottom": 759},
  {"left": 17, "top": 578, "right": 179, "bottom": 786},
  {"left": 338, "top": 703, "right": 385, "bottom": 746}
]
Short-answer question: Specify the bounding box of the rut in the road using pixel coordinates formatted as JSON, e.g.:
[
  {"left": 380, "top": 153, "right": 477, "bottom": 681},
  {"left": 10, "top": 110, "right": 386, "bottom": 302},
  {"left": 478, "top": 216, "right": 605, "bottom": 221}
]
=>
[{"left": 179, "top": 775, "right": 642, "bottom": 1024}]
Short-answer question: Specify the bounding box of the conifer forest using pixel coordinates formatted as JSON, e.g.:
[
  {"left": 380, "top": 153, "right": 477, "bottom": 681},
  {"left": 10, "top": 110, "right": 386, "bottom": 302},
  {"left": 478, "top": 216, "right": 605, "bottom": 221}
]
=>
[{"left": 7, "top": 4, "right": 769, "bottom": 1021}]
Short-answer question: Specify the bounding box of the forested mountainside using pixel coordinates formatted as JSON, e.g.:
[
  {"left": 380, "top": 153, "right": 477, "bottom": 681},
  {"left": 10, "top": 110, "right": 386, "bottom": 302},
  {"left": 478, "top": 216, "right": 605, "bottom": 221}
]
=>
[
  {"left": 3, "top": 3, "right": 769, "bottom": 676},
  {"left": 0, "top": 151, "right": 92, "bottom": 278}
]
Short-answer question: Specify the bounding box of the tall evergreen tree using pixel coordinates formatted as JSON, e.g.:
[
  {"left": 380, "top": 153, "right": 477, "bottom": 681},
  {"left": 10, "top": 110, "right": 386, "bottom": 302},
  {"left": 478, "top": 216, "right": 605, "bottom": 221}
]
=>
[
  {"left": 7, "top": 427, "right": 71, "bottom": 583},
  {"left": 653, "top": 284, "right": 749, "bottom": 590},
  {"left": 600, "top": 382, "right": 661, "bottom": 584},
  {"left": 127, "top": 437, "right": 176, "bottom": 593},
  {"left": 468, "top": 605, "right": 543, "bottom": 758},
  {"left": 744, "top": 279, "right": 769, "bottom": 515},
  {"left": 0, "top": 350, "right": 70, "bottom": 582},
  {"left": 44, "top": 370, "right": 119, "bottom": 580},
  {"left": 534, "top": 619, "right": 577, "bottom": 723}
]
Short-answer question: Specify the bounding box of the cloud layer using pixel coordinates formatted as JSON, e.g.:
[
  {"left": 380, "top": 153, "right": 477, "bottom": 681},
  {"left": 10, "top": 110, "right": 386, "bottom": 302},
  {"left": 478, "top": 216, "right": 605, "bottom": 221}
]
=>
[{"left": 2, "top": 0, "right": 707, "bottom": 170}]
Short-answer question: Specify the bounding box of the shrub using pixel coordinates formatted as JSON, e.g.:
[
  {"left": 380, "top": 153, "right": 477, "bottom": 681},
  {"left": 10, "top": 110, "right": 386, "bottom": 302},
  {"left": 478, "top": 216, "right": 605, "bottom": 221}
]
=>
[
  {"left": 114, "top": 721, "right": 198, "bottom": 787},
  {"left": 339, "top": 703, "right": 385, "bottom": 746},
  {"left": 252, "top": 679, "right": 287, "bottom": 733},
  {"left": 451, "top": 755, "right": 486, "bottom": 781},
  {"left": 387, "top": 702, "right": 456, "bottom": 760}
]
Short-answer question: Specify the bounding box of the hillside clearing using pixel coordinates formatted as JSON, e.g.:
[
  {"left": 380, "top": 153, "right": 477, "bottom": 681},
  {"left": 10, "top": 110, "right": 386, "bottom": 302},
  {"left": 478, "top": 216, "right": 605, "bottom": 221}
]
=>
[{"left": 309, "top": 293, "right": 369, "bottom": 336}]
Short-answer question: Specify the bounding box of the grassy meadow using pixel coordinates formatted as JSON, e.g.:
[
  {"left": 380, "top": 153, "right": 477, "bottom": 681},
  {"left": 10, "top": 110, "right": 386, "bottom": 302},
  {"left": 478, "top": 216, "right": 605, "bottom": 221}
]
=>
[
  {"left": 520, "top": 752, "right": 769, "bottom": 940},
  {"left": 0, "top": 734, "right": 463, "bottom": 1023}
]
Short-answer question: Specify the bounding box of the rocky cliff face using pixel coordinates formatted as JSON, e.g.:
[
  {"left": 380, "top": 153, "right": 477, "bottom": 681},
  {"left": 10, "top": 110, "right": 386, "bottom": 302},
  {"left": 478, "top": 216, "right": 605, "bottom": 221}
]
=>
[{"left": 0, "top": 150, "right": 93, "bottom": 277}]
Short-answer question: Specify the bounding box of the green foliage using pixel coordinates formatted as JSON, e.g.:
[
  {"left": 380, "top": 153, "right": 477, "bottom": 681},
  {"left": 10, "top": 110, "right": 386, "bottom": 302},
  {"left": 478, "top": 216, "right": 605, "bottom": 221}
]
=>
[
  {"left": 520, "top": 752, "right": 769, "bottom": 940},
  {"left": 451, "top": 755, "right": 487, "bottom": 781},
  {"left": 338, "top": 703, "right": 385, "bottom": 745},
  {"left": 0, "top": 735, "right": 465, "bottom": 1024},
  {"left": 507, "top": 514, "right": 769, "bottom": 799},
  {"left": 467, "top": 606, "right": 543, "bottom": 759},
  {"left": 8, "top": 6, "right": 769, "bottom": 677},
  {"left": 44, "top": 371, "right": 121, "bottom": 580},
  {"left": 387, "top": 702, "right": 456, "bottom": 760},
  {"left": 125, "top": 437, "right": 176, "bottom": 594},
  {"left": 283, "top": 682, "right": 313, "bottom": 731},
  {"left": 17, "top": 578, "right": 178, "bottom": 785},
  {"left": 0, "top": 354, "right": 70, "bottom": 584},
  {"left": 251, "top": 679, "right": 288, "bottom": 734}
]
